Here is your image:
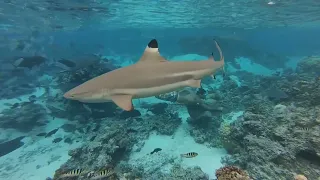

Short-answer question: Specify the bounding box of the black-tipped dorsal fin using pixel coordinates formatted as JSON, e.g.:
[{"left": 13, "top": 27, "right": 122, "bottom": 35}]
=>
[{"left": 137, "top": 39, "right": 167, "bottom": 64}]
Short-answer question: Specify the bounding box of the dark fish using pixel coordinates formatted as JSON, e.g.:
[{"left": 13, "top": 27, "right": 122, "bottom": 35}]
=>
[
  {"left": 119, "top": 109, "right": 141, "bottom": 119},
  {"left": 150, "top": 148, "right": 162, "bottom": 154},
  {"left": 12, "top": 56, "right": 46, "bottom": 69},
  {"left": 127, "top": 128, "right": 138, "bottom": 133},
  {"left": 77, "top": 128, "right": 84, "bottom": 133},
  {"left": 64, "top": 138, "right": 73, "bottom": 144},
  {"left": 180, "top": 152, "right": 198, "bottom": 158},
  {"left": 28, "top": 95, "right": 36, "bottom": 102},
  {"left": 11, "top": 103, "right": 20, "bottom": 109},
  {"left": 3, "top": 103, "right": 12, "bottom": 106},
  {"left": 15, "top": 41, "right": 26, "bottom": 51},
  {"left": 20, "top": 83, "right": 33, "bottom": 88},
  {"left": 90, "top": 135, "right": 96, "bottom": 141},
  {"left": 196, "top": 87, "right": 207, "bottom": 96},
  {"left": 265, "top": 86, "right": 288, "bottom": 101},
  {"left": 86, "top": 125, "right": 91, "bottom": 133},
  {"left": 36, "top": 132, "right": 47, "bottom": 137},
  {"left": 92, "top": 124, "right": 100, "bottom": 132},
  {"left": 0, "top": 136, "right": 25, "bottom": 157},
  {"left": 52, "top": 138, "right": 63, "bottom": 143},
  {"left": 57, "top": 59, "right": 77, "bottom": 68},
  {"left": 45, "top": 128, "right": 59, "bottom": 138}
]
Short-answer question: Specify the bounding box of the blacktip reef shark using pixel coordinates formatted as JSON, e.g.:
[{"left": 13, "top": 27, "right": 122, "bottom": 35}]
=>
[{"left": 63, "top": 39, "right": 224, "bottom": 111}]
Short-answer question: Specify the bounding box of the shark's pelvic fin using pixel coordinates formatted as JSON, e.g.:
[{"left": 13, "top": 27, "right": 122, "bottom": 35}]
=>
[
  {"left": 111, "top": 95, "right": 133, "bottom": 111},
  {"left": 137, "top": 39, "right": 167, "bottom": 64},
  {"left": 187, "top": 79, "right": 202, "bottom": 88}
]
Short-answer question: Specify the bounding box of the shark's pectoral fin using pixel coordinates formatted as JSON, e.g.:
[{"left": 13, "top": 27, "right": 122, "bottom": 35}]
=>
[
  {"left": 137, "top": 39, "right": 168, "bottom": 64},
  {"left": 111, "top": 95, "right": 133, "bottom": 111},
  {"left": 187, "top": 79, "right": 202, "bottom": 88}
]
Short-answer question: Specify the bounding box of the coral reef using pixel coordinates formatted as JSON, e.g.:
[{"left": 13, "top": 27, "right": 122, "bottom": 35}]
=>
[
  {"left": 221, "top": 102, "right": 320, "bottom": 179},
  {"left": 54, "top": 107, "right": 182, "bottom": 179},
  {"left": 187, "top": 105, "right": 223, "bottom": 146},
  {"left": 0, "top": 102, "right": 48, "bottom": 132},
  {"left": 296, "top": 56, "right": 320, "bottom": 76},
  {"left": 203, "top": 56, "right": 320, "bottom": 180},
  {"left": 0, "top": 77, "right": 38, "bottom": 99},
  {"left": 118, "top": 163, "right": 209, "bottom": 180},
  {"left": 215, "top": 165, "right": 250, "bottom": 180}
]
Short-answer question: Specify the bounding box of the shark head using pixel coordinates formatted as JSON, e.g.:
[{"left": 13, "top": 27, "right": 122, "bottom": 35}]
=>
[{"left": 63, "top": 84, "right": 111, "bottom": 103}]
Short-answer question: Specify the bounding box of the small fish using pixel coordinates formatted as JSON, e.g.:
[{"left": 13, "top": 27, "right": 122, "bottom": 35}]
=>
[
  {"left": 36, "top": 132, "right": 46, "bottom": 137},
  {"left": 297, "top": 127, "right": 310, "bottom": 131},
  {"left": 45, "top": 128, "right": 59, "bottom": 138},
  {"left": 60, "top": 169, "right": 87, "bottom": 178},
  {"left": 196, "top": 87, "right": 207, "bottom": 96},
  {"left": 180, "top": 152, "right": 198, "bottom": 158},
  {"left": 155, "top": 91, "right": 178, "bottom": 102},
  {"left": 12, "top": 56, "right": 46, "bottom": 69},
  {"left": 28, "top": 95, "right": 36, "bottom": 102},
  {"left": 90, "top": 135, "right": 96, "bottom": 141},
  {"left": 11, "top": 103, "right": 20, "bottom": 109},
  {"left": 150, "top": 148, "right": 162, "bottom": 154},
  {"left": 3, "top": 103, "right": 12, "bottom": 106},
  {"left": 57, "top": 59, "right": 77, "bottom": 68},
  {"left": 91, "top": 169, "right": 114, "bottom": 179},
  {"left": 52, "top": 137, "right": 63, "bottom": 143}
]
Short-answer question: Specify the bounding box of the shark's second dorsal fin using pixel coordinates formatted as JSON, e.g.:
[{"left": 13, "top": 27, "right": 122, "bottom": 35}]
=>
[{"left": 137, "top": 39, "right": 167, "bottom": 64}]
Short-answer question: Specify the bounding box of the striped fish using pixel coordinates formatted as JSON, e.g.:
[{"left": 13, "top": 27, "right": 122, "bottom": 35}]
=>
[
  {"left": 297, "top": 127, "right": 310, "bottom": 131},
  {"left": 91, "top": 168, "right": 115, "bottom": 180},
  {"left": 180, "top": 152, "right": 198, "bottom": 158},
  {"left": 60, "top": 169, "right": 87, "bottom": 178}
]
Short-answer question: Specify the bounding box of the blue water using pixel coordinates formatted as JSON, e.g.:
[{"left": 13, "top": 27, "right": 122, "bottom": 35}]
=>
[{"left": 0, "top": 1, "right": 320, "bottom": 180}]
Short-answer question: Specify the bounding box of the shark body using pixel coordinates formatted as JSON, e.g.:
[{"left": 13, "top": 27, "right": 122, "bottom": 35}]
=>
[{"left": 63, "top": 39, "right": 224, "bottom": 111}]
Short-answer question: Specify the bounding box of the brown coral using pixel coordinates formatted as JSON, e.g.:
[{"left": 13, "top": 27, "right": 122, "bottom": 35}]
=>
[{"left": 215, "top": 166, "right": 250, "bottom": 180}]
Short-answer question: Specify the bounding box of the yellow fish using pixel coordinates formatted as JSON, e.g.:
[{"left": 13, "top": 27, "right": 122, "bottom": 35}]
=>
[{"left": 180, "top": 152, "right": 198, "bottom": 158}]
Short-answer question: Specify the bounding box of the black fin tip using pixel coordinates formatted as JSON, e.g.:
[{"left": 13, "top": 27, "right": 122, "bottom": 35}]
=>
[{"left": 148, "top": 39, "right": 158, "bottom": 48}]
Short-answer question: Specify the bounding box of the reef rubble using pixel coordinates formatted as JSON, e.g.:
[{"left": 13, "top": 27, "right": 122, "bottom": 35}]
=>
[{"left": 217, "top": 56, "right": 320, "bottom": 180}]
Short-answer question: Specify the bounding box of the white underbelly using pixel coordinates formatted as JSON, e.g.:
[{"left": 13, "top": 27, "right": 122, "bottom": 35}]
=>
[
  {"left": 78, "top": 91, "right": 111, "bottom": 103},
  {"left": 79, "top": 99, "right": 111, "bottom": 103},
  {"left": 113, "top": 80, "right": 193, "bottom": 99}
]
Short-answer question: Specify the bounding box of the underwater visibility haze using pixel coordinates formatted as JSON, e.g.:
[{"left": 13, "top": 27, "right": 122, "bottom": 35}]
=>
[{"left": 0, "top": 1, "right": 320, "bottom": 180}]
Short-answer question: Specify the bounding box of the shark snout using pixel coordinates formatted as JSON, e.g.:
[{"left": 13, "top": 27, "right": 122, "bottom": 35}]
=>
[{"left": 63, "top": 91, "right": 74, "bottom": 99}]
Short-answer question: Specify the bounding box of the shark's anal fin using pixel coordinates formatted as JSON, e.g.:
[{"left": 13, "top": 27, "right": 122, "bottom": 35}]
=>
[
  {"left": 111, "top": 95, "right": 133, "bottom": 111},
  {"left": 187, "top": 79, "right": 201, "bottom": 88},
  {"left": 137, "top": 39, "right": 168, "bottom": 64}
]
